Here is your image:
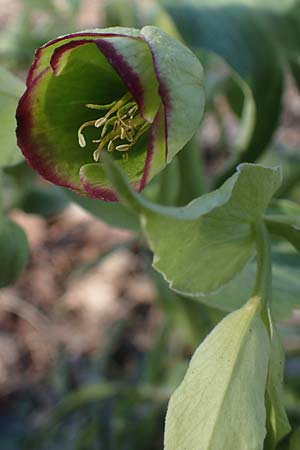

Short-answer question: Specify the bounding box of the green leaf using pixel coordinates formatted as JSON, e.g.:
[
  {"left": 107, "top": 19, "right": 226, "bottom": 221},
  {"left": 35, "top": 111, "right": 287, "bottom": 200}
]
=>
[
  {"left": 103, "top": 156, "right": 281, "bottom": 295},
  {"left": 164, "top": 295, "right": 270, "bottom": 450},
  {"left": 265, "top": 322, "right": 291, "bottom": 449},
  {"left": 0, "top": 217, "right": 29, "bottom": 287},
  {"left": 0, "top": 67, "right": 25, "bottom": 167}
]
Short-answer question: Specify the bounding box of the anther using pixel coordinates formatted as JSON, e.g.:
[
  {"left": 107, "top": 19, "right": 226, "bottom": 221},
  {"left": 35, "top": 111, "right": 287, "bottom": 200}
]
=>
[
  {"left": 95, "top": 117, "right": 106, "bottom": 128},
  {"left": 120, "top": 127, "right": 127, "bottom": 139},
  {"left": 116, "top": 144, "right": 130, "bottom": 151},
  {"left": 101, "top": 116, "right": 117, "bottom": 138},
  {"left": 93, "top": 149, "right": 101, "bottom": 162},
  {"left": 78, "top": 133, "right": 86, "bottom": 148}
]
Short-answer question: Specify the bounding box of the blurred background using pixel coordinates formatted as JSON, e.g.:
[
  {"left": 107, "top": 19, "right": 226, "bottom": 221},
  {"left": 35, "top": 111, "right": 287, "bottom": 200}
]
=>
[{"left": 0, "top": 0, "right": 300, "bottom": 449}]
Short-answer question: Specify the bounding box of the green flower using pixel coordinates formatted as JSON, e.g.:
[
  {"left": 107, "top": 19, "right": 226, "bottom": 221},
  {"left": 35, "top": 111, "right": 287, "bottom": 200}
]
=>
[{"left": 16, "top": 26, "right": 204, "bottom": 201}]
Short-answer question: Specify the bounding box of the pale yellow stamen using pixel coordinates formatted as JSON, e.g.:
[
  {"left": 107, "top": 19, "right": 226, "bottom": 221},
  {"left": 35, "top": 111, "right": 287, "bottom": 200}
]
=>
[
  {"left": 116, "top": 144, "right": 130, "bottom": 151},
  {"left": 77, "top": 92, "right": 150, "bottom": 162},
  {"left": 95, "top": 117, "right": 106, "bottom": 128},
  {"left": 78, "top": 134, "right": 86, "bottom": 148}
]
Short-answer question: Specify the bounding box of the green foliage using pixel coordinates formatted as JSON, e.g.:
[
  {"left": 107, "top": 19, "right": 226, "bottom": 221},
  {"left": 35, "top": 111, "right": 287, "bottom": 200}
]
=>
[
  {"left": 101, "top": 154, "right": 297, "bottom": 447},
  {"left": 1, "top": 2, "right": 300, "bottom": 448},
  {"left": 102, "top": 157, "right": 281, "bottom": 295}
]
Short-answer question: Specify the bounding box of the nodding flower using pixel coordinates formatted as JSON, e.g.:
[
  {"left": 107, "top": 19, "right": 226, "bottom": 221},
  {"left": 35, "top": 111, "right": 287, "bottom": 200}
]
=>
[{"left": 16, "top": 26, "right": 205, "bottom": 201}]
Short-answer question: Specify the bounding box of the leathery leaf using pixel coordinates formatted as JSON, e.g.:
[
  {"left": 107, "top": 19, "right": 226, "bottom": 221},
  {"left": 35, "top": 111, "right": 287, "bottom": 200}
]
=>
[
  {"left": 164, "top": 295, "right": 270, "bottom": 450},
  {"left": 103, "top": 157, "right": 281, "bottom": 296}
]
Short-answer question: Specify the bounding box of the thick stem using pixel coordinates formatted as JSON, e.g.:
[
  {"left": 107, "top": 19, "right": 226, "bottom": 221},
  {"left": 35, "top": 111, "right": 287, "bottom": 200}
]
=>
[{"left": 253, "top": 221, "right": 272, "bottom": 303}]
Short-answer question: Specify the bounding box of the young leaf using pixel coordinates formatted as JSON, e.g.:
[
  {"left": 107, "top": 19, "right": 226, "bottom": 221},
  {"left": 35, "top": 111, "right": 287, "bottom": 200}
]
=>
[
  {"left": 103, "top": 156, "right": 281, "bottom": 296},
  {"left": 0, "top": 67, "right": 25, "bottom": 167},
  {"left": 265, "top": 322, "right": 291, "bottom": 449},
  {"left": 164, "top": 295, "right": 270, "bottom": 450}
]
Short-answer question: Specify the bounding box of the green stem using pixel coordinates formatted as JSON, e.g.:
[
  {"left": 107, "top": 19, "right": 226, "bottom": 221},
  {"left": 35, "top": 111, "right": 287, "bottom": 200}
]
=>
[
  {"left": 253, "top": 221, "right": 272, "bottom": 304},
  {"left": 252, "top": 221, "right": 273, "bottom": 330}
]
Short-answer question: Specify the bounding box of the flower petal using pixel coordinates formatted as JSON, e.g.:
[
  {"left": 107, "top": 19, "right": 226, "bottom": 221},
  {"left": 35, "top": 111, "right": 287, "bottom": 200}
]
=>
[
  {"left": 27, "top": 29, "right": 161, "bottom": 123},
  {"left": 79, "top": 126, "right": 150, "bottom": 201},
  {"left": 94, "top": 36, "right": 161, "bottom": 122},
  {"left": 27, "top": 28, "right": 141, "bottom": 85},
  {"left": 139, "top": 105, "right": 167, "bottom": 190}
]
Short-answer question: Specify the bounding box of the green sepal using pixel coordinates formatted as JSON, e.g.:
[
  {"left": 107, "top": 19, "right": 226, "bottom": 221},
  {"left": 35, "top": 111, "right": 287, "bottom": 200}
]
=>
[
  {"left": 142, "top": 26, "right": 205, "bottom": 161},
  {"left": 17, "top": 27, "right": 205, "bottom": 200}
]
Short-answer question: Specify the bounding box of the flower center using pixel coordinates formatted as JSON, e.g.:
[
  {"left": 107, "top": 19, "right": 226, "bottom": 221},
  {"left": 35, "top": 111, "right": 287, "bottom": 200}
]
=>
[{"left": 77, "top": 92, "right": 150, "bottom": 162}]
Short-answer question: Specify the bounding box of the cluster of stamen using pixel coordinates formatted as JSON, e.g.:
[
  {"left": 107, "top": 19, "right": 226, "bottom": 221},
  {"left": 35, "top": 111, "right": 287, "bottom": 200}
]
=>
[{"left": 77, "top": 92, "right": 150, "bottom": 162}]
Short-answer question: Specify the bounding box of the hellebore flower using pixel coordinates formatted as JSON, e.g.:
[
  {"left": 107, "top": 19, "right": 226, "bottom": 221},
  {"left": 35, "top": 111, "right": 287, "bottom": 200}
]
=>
[{"left": 16, "top": 26, "right": 204, "bottom": 201}]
